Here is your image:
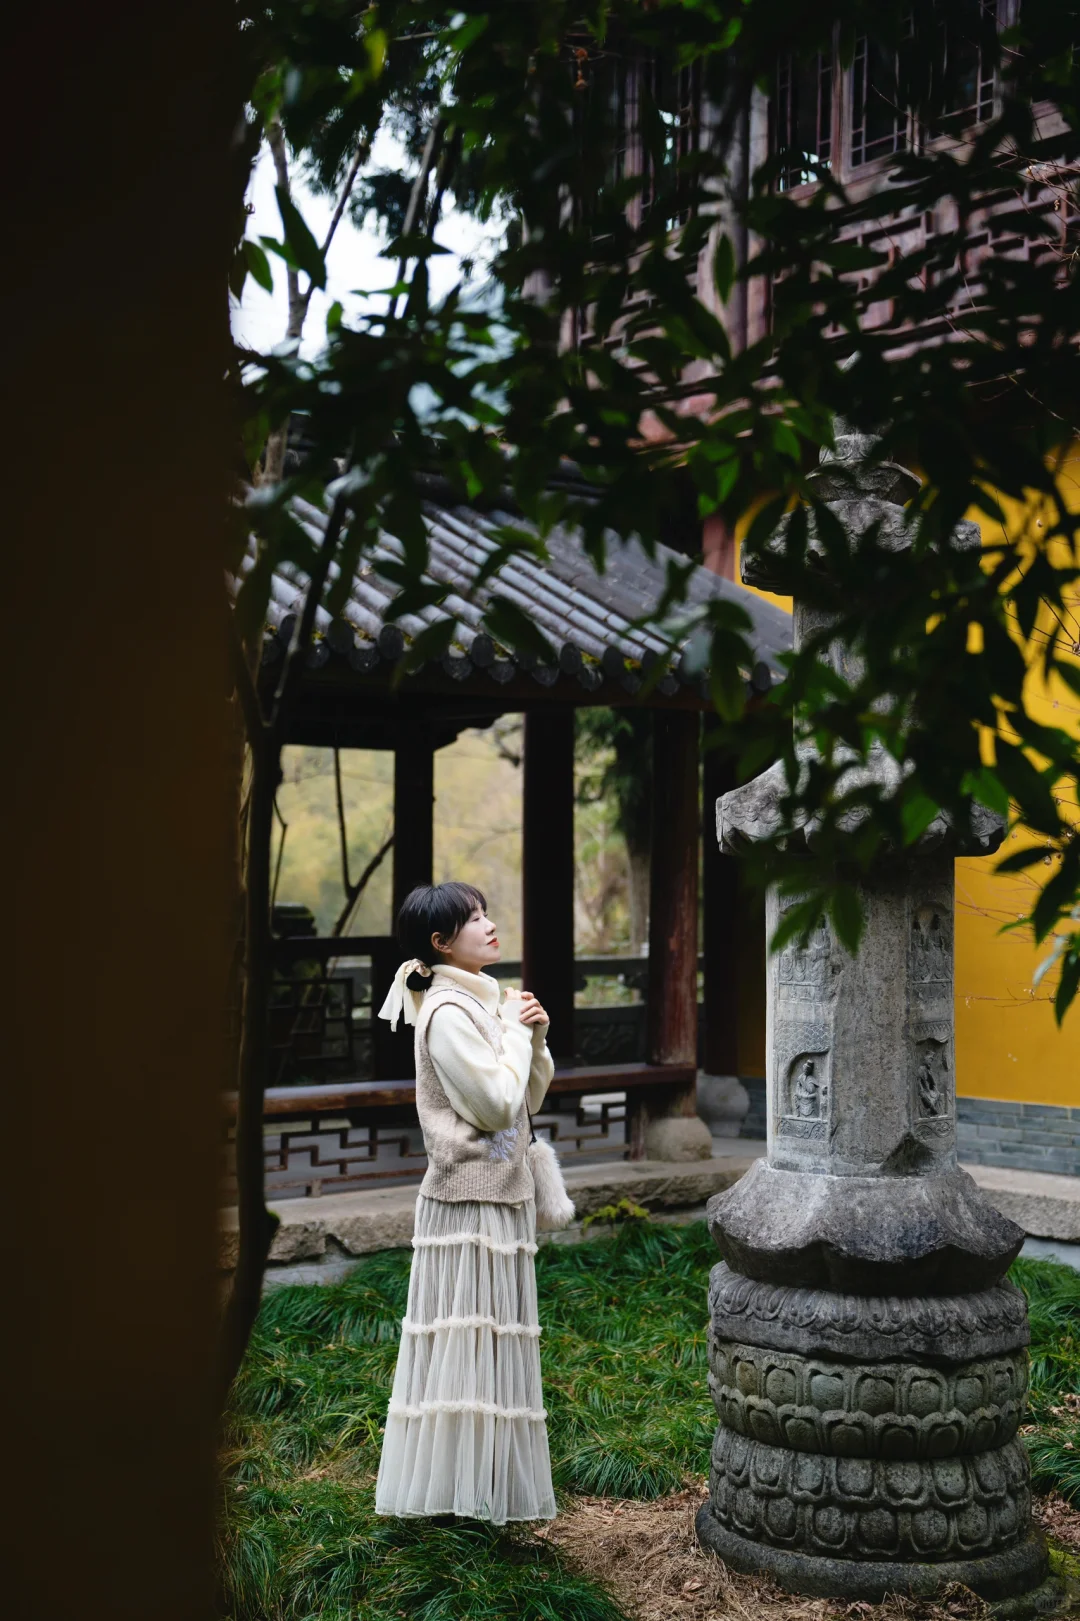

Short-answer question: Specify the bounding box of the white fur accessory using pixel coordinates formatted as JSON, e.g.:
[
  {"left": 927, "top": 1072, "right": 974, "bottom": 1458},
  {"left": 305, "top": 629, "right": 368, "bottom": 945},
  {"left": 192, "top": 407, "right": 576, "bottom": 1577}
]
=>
[
  {"left": 377, "top": 959, "right": 433, "bottom": 1030},
  {"left": 527, "top": 1134, "right": 575, "bottom": 1231}
]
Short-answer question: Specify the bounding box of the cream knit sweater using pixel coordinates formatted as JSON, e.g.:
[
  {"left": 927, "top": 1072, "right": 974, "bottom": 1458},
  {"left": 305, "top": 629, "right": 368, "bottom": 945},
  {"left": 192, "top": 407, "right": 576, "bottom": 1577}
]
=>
[{"left": 415, "top": 966, "right": 555, "bottom": 1204}]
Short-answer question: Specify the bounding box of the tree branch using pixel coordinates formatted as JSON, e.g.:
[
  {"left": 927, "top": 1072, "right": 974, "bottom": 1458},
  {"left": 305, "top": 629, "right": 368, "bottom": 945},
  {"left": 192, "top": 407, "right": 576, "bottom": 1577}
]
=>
[
  {"left": 216, "top": 726, "right": 280, "bottom": 1406},
  {"left": 266, "top": 117, "right": 304, "bottom": 339},
  {"left": 390, "top": 115, "right": 445, "bottom": 319},
  {"left": 262, "top": 118, "right": 304, "bottom": 487},
  {"left": 296, "top": 140, "right": 370, "bottom": 329},
  {"left": 322, "top": 142, "right": 368, "bottom": 257},
  {"left": 270, "top": 483, "right": 351, "bottom": 732},
  {"left": 270, "top": 796, "right": 288, "bottom": 914},
  {"left": 332, "top": 832, "right": 395, "bottom": 938},
  {"left": 219, "top": 477, "right": 353, "bottom": 1403},
  {"left": 333, "top": 746, "right": 352, "bottom": 894}
]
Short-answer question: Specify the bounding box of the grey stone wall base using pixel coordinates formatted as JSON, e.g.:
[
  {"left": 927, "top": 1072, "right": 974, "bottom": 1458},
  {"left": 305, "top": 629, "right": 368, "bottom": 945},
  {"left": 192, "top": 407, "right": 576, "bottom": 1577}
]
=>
[
  {"left": 695, "top": 1507, "right": 1048, "bottom": 1604},
  {"left": 219, "top": 1155, "right": 760, "bottom": 1273},
  {"left": 707, "top": 1160, "right": 1024, "bottom": 1293},
  {"left": 708, "top": 1262, "right": 1030, "bottom": 1361}
]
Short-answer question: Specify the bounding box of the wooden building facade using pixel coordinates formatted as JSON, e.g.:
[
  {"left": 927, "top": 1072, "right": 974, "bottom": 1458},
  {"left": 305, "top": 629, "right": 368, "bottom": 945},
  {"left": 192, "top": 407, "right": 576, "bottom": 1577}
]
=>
[{"left": 225, "top": 486, "right": 790, "bottom": 1198}]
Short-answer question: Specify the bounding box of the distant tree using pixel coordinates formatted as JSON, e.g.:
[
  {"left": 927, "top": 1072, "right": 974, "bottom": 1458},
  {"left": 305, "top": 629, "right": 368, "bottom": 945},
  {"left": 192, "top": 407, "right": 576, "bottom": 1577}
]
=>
[{"left": 577, "top": 709, "right": 654, "bottom": 954}]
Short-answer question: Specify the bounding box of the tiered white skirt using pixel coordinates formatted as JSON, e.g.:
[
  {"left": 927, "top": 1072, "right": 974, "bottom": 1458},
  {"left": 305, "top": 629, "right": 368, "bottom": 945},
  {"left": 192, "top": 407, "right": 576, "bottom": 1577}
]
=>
[{"left": 375, "top": 1194, "right": 558, "bottom": 1524}]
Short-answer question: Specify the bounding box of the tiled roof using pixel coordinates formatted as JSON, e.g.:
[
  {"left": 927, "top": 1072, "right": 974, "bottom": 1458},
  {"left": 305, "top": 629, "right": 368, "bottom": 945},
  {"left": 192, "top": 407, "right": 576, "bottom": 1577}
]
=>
[{"left": 258, "top": 496, "right": 792, "bottom": 695}]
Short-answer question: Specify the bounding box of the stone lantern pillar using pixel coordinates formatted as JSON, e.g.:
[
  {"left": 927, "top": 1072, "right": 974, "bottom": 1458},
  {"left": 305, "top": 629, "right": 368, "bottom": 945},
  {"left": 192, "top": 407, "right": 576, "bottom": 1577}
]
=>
[{"left": 696, "top": 437, "right": 1052, "bottom": 1607}]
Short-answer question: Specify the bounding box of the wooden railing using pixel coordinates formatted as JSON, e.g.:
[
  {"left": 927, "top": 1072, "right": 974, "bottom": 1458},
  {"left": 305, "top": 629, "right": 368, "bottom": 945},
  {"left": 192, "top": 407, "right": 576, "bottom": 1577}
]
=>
[{"left": 221, "top": 1060, "right": 697, "bottom": 1201}]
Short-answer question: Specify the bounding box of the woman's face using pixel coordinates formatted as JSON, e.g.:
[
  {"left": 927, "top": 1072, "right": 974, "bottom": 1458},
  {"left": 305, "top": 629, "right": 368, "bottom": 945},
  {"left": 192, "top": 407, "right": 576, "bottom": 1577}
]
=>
[{"left": 434, "top": 904, "right": 500, "bottom": 973}]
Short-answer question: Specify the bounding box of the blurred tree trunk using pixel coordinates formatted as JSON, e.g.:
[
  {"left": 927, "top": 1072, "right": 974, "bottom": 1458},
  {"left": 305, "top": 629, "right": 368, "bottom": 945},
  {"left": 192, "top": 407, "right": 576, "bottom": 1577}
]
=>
[{"left": 6, "top": 6, "right": 237, "bottom": 1621}]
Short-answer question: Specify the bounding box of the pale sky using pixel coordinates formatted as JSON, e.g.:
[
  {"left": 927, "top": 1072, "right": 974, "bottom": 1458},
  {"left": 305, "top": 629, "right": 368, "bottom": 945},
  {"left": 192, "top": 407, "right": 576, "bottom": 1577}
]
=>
[{"left": 232, "top": 129, "right": 498, "bottom": 360}]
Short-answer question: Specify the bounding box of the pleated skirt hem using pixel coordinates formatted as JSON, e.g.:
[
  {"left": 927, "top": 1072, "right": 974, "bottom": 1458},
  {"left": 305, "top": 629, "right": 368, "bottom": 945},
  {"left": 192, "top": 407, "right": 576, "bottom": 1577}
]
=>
[{"left": 375, "top": 1194, "right": 557, "bottom": 1525}]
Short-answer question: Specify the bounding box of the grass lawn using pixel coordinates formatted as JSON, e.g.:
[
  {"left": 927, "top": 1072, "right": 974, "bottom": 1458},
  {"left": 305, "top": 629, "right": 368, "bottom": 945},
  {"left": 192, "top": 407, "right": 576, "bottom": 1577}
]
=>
[{"left": 220, "top": 1222, "right": 1080, "bottom": 1621}]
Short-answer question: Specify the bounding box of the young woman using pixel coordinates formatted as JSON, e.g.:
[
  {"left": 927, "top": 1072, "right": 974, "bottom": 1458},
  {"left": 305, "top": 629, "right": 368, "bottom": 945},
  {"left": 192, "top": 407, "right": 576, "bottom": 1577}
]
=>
[{"left": 374, "top": 881, "right": 558, "bottom": 1524}]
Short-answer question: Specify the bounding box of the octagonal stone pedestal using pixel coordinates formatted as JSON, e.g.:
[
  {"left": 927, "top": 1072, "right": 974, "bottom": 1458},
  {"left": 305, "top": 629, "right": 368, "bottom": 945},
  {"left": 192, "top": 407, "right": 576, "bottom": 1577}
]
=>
[{"left": 696, "top": 440, "right": 1063, "bottom": 1615}]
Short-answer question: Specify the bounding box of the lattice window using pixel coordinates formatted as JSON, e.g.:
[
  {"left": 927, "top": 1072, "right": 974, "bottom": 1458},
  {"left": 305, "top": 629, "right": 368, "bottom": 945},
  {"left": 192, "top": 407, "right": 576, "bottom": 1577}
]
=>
[
  {"left": 773, "top": 52, "right": 833, "bottom": 191},
  {"left": 933, "top": 0, "right": 998, "bottom": 130},
  {"left": 577, "top": 44, "right": 634, "bottom": 193},
  {"left": 851, "top": 35, "right": 910, "bottom": 167},
  {"left": 640, "top": 57, "right": 702, "bottom": 225},
  {"left": 268, "top": 975, "right": 354, "bottom": 1085}
]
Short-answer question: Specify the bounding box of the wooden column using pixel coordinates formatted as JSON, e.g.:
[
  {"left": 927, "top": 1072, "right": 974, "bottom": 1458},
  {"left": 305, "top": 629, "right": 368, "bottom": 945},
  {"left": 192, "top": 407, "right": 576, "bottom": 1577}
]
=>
[
  {"left": 522, "top": 709, "right": 576, "bottom": 1062},
  {"left": 629, "top": 710, "right": 704, "bottom": 1156},
  {"left": 646, "top": 710, "right": 701, "bottom": 1066},
  {"left": 373, "top": 731, "right": 436, "bottom": 1080},
  {"left": 702, "top": 738, "right": 740, "bottom": 1076},
  {"left": 392, "top": 731, "right": 435, "bottom": 916},
  {"left": 9, "top": 3, "right": 233, "bottom": 1614}
]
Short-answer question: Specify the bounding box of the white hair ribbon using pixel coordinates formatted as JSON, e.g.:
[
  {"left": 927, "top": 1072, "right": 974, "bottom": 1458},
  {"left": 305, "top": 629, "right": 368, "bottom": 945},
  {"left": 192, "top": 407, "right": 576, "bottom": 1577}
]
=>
[{"left": 377, "top": 958, "right": 433, "bottom": 1030}]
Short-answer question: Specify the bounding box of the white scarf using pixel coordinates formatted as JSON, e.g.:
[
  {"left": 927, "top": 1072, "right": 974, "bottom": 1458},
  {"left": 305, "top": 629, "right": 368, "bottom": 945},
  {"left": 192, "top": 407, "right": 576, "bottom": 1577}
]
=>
[{"left": 377, "top": 959, "right": 433, "bottom": 1030}]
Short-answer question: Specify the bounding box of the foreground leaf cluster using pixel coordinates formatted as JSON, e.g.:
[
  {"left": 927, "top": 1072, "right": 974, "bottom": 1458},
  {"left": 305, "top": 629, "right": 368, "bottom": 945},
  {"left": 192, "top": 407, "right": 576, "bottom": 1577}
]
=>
[{"left": 231, "top": 1, "right": 1080, "bottom": 1012}]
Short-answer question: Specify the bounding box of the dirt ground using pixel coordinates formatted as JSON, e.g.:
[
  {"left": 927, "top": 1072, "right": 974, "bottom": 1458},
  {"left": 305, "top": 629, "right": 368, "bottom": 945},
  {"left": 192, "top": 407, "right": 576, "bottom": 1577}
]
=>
[
  {"left": 542, "top": 1487, "right": 1080, "bottom": 1621},
  {"left": 1035, "top": 1493, "right": 1080, "bottom": 1554}
]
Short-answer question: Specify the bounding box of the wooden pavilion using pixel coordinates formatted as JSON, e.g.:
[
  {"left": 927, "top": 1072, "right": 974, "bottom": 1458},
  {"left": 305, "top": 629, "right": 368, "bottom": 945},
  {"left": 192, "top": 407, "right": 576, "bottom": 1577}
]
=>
[{"left": 245, "top": 484, "right": 791, "bottom": 1195}]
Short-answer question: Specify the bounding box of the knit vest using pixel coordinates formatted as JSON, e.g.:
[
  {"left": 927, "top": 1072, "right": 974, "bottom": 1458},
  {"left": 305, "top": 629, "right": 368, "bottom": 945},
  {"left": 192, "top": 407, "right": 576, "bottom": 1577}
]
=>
[{"left": 414, "top": 982, "right": 534, "bottom": 1204}]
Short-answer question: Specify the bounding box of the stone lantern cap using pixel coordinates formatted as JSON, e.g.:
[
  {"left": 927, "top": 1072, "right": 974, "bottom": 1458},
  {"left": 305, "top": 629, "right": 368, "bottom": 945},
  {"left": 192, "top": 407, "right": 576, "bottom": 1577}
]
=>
[{"left": 741, "top": 432, "right": 980, "bottom": 597}]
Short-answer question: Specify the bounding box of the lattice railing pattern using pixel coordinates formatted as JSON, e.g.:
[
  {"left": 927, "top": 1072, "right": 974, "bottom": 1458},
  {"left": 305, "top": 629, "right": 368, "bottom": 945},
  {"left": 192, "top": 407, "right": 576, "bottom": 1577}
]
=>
[{"left": 221, "top": 1087, "right": 631, "bottom": 1201}]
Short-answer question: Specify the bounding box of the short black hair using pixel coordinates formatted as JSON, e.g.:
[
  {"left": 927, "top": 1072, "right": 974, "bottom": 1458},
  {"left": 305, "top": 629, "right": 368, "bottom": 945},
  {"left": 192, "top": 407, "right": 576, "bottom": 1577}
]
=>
[{"left": 396, "top": 882, "right": 488, "bottom": 980}]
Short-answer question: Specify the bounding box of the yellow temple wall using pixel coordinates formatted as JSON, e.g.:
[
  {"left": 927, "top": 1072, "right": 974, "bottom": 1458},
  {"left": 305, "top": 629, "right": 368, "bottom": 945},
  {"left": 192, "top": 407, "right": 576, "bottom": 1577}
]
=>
[{"left": 735, "top": 474, "right": 1079, "bottom": 1109}]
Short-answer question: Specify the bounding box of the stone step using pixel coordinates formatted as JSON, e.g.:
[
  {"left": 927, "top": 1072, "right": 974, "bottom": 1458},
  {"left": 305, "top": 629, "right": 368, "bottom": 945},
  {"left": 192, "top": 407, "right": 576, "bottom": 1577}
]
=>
[{"left": 218, "top": 1152, "right": 1080, "bottom": 1288}]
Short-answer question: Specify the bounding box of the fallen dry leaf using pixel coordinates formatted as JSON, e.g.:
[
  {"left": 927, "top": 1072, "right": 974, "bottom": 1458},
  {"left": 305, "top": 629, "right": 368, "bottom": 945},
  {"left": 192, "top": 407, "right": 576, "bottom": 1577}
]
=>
[
  {"left": 545, "top": 1488, "right": 1074, "bottom": 1621},
  {"left": 1033, "top": 1492, "right": 1080, "bottom": 1552}
]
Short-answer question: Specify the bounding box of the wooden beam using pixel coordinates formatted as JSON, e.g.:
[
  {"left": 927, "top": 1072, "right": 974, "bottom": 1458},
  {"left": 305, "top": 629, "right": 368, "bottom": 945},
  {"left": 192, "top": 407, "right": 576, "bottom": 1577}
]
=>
[{"left": 522, "top": 709, "right": 576, "bottom": 1062}]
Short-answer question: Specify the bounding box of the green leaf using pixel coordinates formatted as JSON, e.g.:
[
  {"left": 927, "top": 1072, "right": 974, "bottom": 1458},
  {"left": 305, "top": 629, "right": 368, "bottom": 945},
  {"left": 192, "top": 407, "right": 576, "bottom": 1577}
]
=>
[
  {"left": 961, "top": 767, "right": 1010, "bottom": 819},
  {"left": 483, "top": 596, "right": 555, "bottom": 664},
  {"left": 714, "top": 234, "right": 736, "bottom": 303},
  {"left": 244, "top": 238, "right": 274, "bottom": 293},
  {"left": 470, "top": 524, "right": 548, "bottom": 591},
  {"left": 744, "top": 495, "right": 788, "bottom": 558},
  {"left": 402, "top": 618, "right": 456, "bottom": 673},
  {"left": 994, "top": 743, "right": 1060, "bottom": 837},
  {"left": 1050, "top": 657, "right": 1080, "bottom": 701},
  {"left": 275, "top": 185, "right": 326, "bottom": 290},
  {"left": 1053, "top": 947, "right": 1080, "bottom": 1026},
  {"left": 326, "top": 300, "right": 343, "bottom": 333},
  {"left": 769, "top": 896, "right": 823, "bottom": 957},
  {"left": 900, "top": 791, "right": 940, "bottom": 846},
  {"left": 259, "top": 234, "right": 299, "bottom": 272},
  {"left": 1031, "top": 856, "right": 1078, "bottom": 945},
  {"left": 829, "top": 884, "right": 864, "bottom": 954},
  {"left": 380, "top": 496, "right": 429, "bottom": 574},
  {"left": 382, "top": 233, "right": 451, "bottom": 261},
  {"left": 995, "top": 844, "right": 1052, "bottom": 875},
  {"left": 364, "top": 25, "right": 387, "bottom": 77},
  {"left": 234, "top": 551, "right": 275, "bottom": 642}
]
